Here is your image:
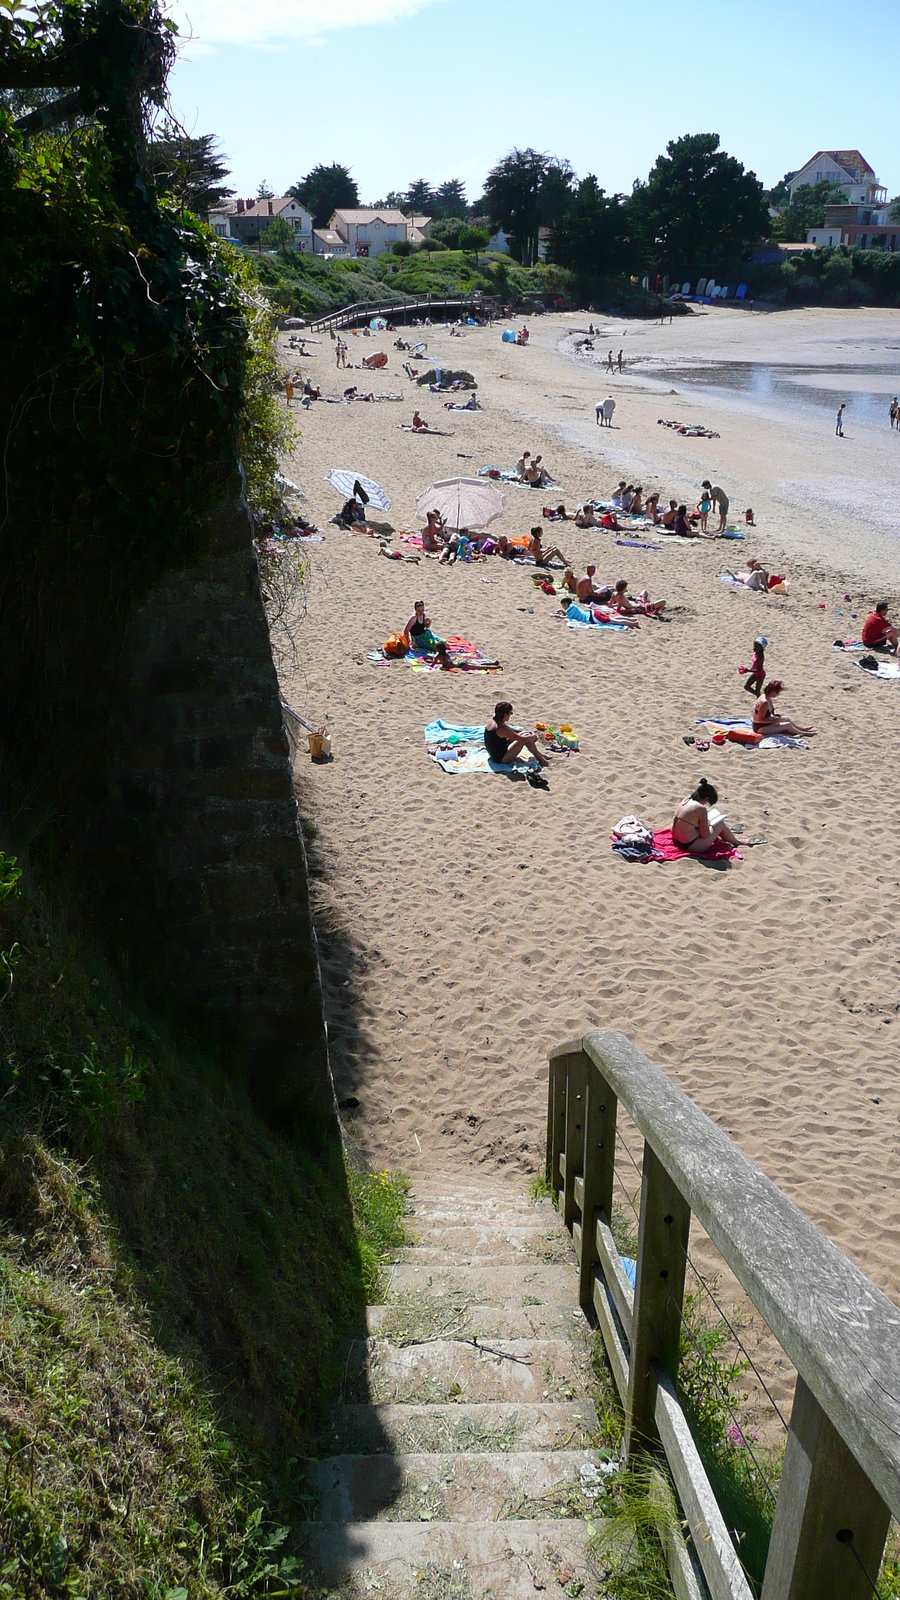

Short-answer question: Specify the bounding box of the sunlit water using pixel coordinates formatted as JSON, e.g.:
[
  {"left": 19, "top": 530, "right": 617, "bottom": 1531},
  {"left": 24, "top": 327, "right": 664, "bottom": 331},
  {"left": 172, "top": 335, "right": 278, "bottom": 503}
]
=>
[{"left": 653, "top": 362, "right": 900, "bottom": 429}]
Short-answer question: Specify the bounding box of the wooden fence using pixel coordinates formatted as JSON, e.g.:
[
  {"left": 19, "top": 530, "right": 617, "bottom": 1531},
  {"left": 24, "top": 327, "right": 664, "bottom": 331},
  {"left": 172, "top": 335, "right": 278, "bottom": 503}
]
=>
[
  {"left": 547, "top": 1030, "right": 900, "bottom": 1600},
  {"left": 307, "top": 292, "right": 495, "bottom": 333}
]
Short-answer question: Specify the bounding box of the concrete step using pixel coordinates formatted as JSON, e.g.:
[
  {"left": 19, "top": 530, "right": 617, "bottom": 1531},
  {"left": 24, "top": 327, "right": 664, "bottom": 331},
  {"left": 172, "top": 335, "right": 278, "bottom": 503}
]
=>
[
  {"left": 367, "top": 1298, "right": 579, "bottom": 1342},
  {"left": 347, "top": 1337, "right": 588, "bottom": 1407},
  {"left": 327, "top": 1400, "right": 598, "bottom": 1456},
  {"left": 401, "top": 1224, "right": 557, "bottom": 1252},
  {"left": 313, "top": 1449, "right": 602, "bottom": 1523},
  {"left": 383, "top": 1262, "right": 578, "bottom": 1306},
  {"left": 392, "top": 1243, "right": 573, "bottom": 1268},
  {"left": 298, "top": 1516, "right": 599, "bottom": 1598}
]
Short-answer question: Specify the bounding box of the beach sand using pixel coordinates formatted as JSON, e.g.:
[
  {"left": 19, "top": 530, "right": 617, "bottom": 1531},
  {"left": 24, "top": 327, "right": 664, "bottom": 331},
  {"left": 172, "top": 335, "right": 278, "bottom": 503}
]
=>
[{"left": 277, "top": 307, "right": 900, "bottom": 1384}]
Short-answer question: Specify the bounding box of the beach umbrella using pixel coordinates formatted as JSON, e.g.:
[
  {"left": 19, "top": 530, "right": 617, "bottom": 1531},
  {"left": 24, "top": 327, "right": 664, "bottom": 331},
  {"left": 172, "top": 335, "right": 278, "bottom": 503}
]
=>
[
  {"left": 325, "top": 470, "right": 391, "bottom": 511},
  {"left": 415, "top": 477, "right": 506, "bottom": 532}
]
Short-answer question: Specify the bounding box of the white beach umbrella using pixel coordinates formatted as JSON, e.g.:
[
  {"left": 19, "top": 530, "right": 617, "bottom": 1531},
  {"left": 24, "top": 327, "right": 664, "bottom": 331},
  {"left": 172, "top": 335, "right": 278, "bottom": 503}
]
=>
[
  {"left": 415, "top": 477, "right": 506, "bottom": 532},
  {"left": 325, "top": 469, "right": 392, "bottom": 511}
]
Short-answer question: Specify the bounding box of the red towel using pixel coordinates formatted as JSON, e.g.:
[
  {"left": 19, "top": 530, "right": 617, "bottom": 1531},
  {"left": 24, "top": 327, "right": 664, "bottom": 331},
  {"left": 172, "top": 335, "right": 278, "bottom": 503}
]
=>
[{"left": 652, "top": 829, "right": 741, "bottom": 862}]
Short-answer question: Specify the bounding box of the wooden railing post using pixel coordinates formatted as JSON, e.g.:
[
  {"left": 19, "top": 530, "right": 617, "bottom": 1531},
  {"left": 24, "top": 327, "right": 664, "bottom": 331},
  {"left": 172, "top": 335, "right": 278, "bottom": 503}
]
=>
[
  {"left": 626, "top": 1142, "right": 691, "bottom": 1459},
  {"left": 761, "top": 1374, "right": 891, "bottom": 1600},
  {"left": 578, "top": 1066, "right": 617, "bottom": 1311},
  {"left": 562, "top": 1052, "right": 588, "bottom": 1230},
  {"left": 546, "top": 1052, "right": 567, "bottom": 1192}
]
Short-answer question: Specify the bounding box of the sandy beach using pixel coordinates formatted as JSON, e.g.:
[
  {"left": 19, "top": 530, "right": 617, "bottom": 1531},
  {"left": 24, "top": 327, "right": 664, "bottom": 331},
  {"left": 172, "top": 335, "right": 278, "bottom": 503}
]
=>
[{"left": 277, "top": 306, "right": 900, "bottom": 1358}]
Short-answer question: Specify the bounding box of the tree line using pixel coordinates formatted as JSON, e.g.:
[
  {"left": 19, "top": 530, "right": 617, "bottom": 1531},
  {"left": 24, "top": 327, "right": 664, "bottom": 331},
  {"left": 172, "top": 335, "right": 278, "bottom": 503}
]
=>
[{"left": 147, "top": 135, "right": 894, "bottom": 277}]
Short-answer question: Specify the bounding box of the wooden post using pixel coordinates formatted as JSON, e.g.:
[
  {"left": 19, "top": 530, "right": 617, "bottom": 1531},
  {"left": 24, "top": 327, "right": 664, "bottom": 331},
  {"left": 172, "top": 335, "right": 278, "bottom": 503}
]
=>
[
  {"left": 761, "top": 1374, "right": 891, "bottom": 1600},
  {"left": 578, "top": 1066, "right": 617, "bottom": 1311},
  {"left": 626, "top": 1142, "right": 691, "bottom": 1459},
  {"left": 546, "top": 1053, "right": 567, "bottom": 1193},
  {"left": 563, "top": 1051, "right": 589, "bottom": 1230}
]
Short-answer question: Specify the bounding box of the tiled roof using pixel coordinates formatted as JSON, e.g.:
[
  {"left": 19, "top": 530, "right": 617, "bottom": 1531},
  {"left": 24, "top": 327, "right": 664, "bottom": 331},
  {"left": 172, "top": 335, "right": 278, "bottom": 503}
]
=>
[
  {"left": 332, "top": 208, "right": 408, "bottom": 226},
  {"left": 240, "top": 196, "right": 311, "bottom": 219}
]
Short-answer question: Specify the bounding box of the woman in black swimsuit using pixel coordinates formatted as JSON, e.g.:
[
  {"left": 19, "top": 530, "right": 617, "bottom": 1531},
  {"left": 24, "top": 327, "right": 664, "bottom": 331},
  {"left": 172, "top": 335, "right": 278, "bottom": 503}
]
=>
[{"left": 484, "top": 702, "right": 551, "bottom": 768}]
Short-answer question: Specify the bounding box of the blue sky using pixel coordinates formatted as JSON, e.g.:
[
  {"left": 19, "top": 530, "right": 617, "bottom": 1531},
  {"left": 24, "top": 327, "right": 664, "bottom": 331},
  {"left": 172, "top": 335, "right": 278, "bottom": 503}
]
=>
[{"left": 167, "top": 0, "right": 899, "bottom": 206}]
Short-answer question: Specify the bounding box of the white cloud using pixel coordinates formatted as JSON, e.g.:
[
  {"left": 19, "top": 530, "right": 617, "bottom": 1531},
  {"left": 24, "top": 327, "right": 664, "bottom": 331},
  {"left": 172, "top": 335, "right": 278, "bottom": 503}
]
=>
[{"left": 170, "top": 0, "right": 446, "bottom": 46}]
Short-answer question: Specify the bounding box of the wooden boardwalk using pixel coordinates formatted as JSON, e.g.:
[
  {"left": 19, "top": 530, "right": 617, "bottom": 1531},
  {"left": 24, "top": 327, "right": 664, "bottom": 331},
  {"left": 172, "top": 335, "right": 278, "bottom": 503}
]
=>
[{"left": 307, "top": 292, "right": 496, "bottom": 334}]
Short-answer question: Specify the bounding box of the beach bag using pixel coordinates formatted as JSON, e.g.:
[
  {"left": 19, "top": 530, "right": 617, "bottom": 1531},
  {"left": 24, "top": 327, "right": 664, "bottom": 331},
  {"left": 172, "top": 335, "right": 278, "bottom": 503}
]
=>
[
  {"left": 383, "top": 632, "right": 409, "bottom": 658},
  {"left": 727, "top": 728, "right": 762, "bottom": 746},
  {"left": 307, "top": 726, "right": 332, "bottom": 760}
]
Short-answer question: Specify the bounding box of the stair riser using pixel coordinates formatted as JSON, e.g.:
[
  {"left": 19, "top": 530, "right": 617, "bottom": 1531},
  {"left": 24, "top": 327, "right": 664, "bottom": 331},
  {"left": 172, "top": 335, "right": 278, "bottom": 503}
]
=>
[{"left": 313, "top": 1449, "right": 603, "bottom": 1523}]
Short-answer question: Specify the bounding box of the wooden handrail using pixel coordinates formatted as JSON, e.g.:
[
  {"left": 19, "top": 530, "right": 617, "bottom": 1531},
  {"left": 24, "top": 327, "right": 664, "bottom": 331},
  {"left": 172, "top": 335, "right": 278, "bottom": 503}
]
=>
[{"left": 547, "top": 1030, "right": 897, "bottom": 1600}]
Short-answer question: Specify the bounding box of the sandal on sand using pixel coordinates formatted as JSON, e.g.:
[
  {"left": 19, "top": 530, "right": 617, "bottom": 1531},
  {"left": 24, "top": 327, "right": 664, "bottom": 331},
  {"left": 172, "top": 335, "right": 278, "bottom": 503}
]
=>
[
  {"left": 527, "top": 771, "right": 550, "bottom": 790},
  {"left": 696, "top": 739, "right": 710, "bottom": 751},
  {"left": 682, "top": 735, "right": 695, "bottom": 745}
]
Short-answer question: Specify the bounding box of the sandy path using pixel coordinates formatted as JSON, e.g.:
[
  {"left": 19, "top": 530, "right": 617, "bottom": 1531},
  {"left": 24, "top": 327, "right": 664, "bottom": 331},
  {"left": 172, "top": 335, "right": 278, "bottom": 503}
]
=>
[{"left": 278, "top": 311, "right": 900, "bottom": 1321}]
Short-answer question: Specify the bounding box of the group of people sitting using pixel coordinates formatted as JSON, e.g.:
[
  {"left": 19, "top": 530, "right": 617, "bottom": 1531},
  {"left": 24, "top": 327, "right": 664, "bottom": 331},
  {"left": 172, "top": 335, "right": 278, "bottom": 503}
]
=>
[{"left": 516, "top": 451, "right": 550, "bottom": 486}]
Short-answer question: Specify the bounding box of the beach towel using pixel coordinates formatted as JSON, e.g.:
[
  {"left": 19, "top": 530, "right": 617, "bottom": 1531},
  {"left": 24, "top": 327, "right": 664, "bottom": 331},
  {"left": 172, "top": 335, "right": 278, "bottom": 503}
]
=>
[
  {"left": 565, "top": 603, "right": 628, "bottom": 632},
  {"left": 651, "top": 829, "right": 742, "bottom": 861},
  {"left": 609, "top": 826, "right": 741, "bottom": 863},
  {"left": 858, "top": 658, "right": 900, "bottom": 679},
  {"left": 409, "top": 637, "right": 501, "bottom": 673},
  {"left": 698, "top": 718, "right": 809, "bottom": 749},
  {"left": 399, "top": 425, "right": 454, "bottom": 436},
  {"left": 616, "top": 539, "right": 662, "bottom": 551},
  {"left": 833, "top": 640, "right": 864, "bottom": 651},
  {"left": 424, "top": 721, "right": 539, "bottom": 776}
]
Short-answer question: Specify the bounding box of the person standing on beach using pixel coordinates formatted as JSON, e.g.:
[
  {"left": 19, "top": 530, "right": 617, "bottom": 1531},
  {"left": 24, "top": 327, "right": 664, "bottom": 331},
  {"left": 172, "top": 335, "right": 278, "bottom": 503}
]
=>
[
  {"left": 607, "top": 350, "right": 615, "bottom": 373},
  {"left": 744, "top": 635, "right": 767, "bottom": 696},
  {"left": 702, "top": 480, "right": 729, "bottom": 533},
  {"left": 890, "top": 396, "right": 898, "bottom": 430},
  {"left": 617, "top": 348, "right": 624, "bottom": 372},
  {"left": 284, "top": 376, "right": 295, "bottom": 405},
  {"left": 836, "top": 403, "right": 846, "bottom": 437}
]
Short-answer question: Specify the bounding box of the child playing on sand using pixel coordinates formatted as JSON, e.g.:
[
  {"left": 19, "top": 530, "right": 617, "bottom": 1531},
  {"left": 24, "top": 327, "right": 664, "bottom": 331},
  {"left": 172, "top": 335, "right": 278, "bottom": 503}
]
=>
[{"left": 744, "top": 636, "right": 767, "bottom": 695}]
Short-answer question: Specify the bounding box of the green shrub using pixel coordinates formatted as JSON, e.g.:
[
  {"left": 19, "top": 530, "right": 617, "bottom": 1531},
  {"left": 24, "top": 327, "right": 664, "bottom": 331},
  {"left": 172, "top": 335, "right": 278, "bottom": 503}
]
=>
[{"left": 392, "top": 238, "right": 414, "bottom": 256}]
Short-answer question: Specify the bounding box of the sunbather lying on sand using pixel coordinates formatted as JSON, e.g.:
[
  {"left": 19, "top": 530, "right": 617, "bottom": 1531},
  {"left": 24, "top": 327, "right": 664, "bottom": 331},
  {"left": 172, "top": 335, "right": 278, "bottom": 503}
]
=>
[
  {"left": 484, "top": 701, "right": 550, "bottom": 768},
  {"left": 575, "top": 504, "right": 610, "bottom": 529},
  {"left": 543, "top": 504, "right": 573, "bottom": 520},
  {"left": 752, "top": 681, "right": 815, "bottom": 737},
  {"left": 612, "top": 579, "right": 666, "bottom": 617},
  {"left": 672, "top": 780, "right": 741, "bottom": 854}
]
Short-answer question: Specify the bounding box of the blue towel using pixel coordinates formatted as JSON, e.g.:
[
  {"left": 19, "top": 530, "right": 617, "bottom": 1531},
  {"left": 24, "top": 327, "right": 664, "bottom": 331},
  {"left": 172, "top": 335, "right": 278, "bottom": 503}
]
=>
[
  {"left": 621, "top": 1256, "right": 637, "bottom": 1288},
  {"left": 424, "top": 720, "right": 486, "bottom": 745}
]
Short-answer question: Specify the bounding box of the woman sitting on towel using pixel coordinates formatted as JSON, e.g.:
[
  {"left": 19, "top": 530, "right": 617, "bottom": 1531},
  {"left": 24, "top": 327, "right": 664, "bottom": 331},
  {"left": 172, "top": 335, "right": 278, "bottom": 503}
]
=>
[
  {"left": 752, "top": 681, "right": 815, "bottom": 738},
  {"left": 672, "top": 780, "right": 741, "bottom": 855},
  {"left": 484, "top": 702, "right": 550, "bottom": 769},
  {"left": 422, "top": 509, "right": 447, "bottom": 552},
  {"left": 646, "top": 493, "right": 661, "bottom": 524},
  {"left": 405, "top": 600, "right": 443, "bottom": 651},
  {"left": 530, "top": 528, "right": 570, "bottom": 569}
]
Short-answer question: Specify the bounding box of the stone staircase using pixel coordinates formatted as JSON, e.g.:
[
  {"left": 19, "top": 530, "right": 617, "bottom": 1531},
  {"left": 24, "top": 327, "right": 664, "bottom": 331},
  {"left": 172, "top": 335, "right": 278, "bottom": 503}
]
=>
[{"left": 301, "top": 1174, "right": 612, "bottom": 1598}]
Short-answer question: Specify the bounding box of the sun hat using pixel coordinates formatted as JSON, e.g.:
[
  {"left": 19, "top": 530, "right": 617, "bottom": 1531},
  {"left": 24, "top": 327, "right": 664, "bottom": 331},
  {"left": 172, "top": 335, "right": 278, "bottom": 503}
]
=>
[{"left": 754, "top": 636, "right": 768, "bottom": 648}]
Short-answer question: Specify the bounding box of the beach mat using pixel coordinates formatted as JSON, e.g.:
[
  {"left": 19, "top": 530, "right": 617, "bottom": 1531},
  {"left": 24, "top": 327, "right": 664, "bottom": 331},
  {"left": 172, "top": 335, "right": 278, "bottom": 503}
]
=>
[{"left": 424, "top": 720, "right": 539, "bottom": 776}]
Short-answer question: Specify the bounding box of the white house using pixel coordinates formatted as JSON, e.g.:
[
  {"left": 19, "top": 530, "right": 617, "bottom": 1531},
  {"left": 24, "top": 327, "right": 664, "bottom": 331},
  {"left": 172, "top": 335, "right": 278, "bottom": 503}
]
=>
[
  {"left": 787, "top": 150, "right": 886, "bottom": 207},
  {"left": 228, "top": 196, "right": 314, "bottom": 252},
  {"left": 329, "top": 208, "right": 411, "bottom": 258}
]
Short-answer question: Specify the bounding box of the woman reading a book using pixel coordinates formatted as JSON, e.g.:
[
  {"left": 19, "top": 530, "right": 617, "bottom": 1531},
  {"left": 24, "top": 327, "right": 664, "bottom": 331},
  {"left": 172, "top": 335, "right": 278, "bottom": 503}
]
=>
[{"left": 672, "top": 780, "right": 741, "bottom": 855}]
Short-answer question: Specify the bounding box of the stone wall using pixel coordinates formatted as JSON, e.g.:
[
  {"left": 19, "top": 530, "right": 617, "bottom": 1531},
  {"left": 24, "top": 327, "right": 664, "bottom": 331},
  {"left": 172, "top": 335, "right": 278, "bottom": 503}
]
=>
[
  {"left": 2, "top": 475, "right": 331, "bottom": 1130},
  {"left": 107, "top": 477, "right": 331, "bottom": 1125}
]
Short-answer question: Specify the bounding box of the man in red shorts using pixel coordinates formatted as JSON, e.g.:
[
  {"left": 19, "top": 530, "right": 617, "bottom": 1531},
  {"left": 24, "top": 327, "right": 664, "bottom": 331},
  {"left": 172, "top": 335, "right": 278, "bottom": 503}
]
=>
[{"left": 862, "top": 601, "right": 900, "bottom": 657}]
